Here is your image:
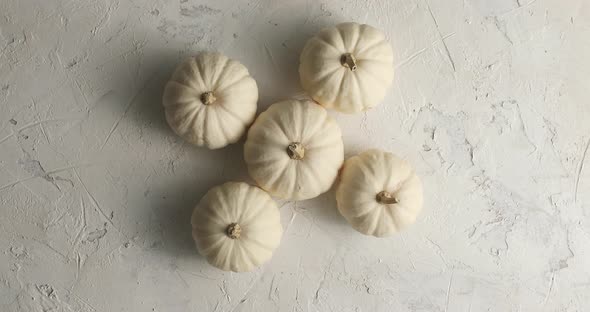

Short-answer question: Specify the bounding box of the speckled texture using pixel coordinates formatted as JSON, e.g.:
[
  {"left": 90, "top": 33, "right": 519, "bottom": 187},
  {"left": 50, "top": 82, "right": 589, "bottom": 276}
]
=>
[{"left": 0, "top": 0, "right": 589, "bottom": 311}]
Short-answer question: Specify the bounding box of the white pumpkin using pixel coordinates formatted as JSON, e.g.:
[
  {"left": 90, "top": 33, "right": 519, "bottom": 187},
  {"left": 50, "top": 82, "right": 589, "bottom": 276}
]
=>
[
  {"left": 336, "top": 149, "right": 423, "bottom": 237},
  {"left": 244, "top": 100, "right": 344, "bottom": 200},
  {"left": 299, "top": 22, "right": 394, "bottom": 113},
  {"left": 163, "top": 52, "right": 258, "bottom": 149},
  {"left": 191, "top": 182, "right": 283, "bottom": 272}
]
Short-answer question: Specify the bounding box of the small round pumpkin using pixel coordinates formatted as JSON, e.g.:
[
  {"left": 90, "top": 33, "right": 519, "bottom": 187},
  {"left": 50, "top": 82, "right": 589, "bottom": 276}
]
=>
[
  {"left": 299, "top": 22, "right": 394, "bottom": 113},
  {"left": 244, "top": 100, "right": 344, "bottom": 200},
  {"left": 336, "top": 149, "right": 423, "bottom": 237},
  {"left": 191, "top": 182, "right": 283, "bottom": 272},
  {"left": 163, "top": 52, "right": 258, "bottom": 149}
]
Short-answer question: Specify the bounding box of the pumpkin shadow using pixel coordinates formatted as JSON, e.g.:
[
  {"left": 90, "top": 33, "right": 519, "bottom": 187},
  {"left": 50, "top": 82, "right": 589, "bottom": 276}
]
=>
[
  {"left": 249, "top": 13, "right": 345, "bottom": 111},
  {"left": 122, "top": 48, "right": 184, "bottom": 138},
  {"left": 151, "top": 142, "right": 253, "bottom": 260},
  {"left": 307, "top": 174, "right": 351, "bottom": 231},
  {"left": 109, "top": 47, "right": 254, "bottom": 267},
  {"left": 343, "top": 144, "right": 368, "bottom": 159},
  {"left": 115, "top": 48, "right": 199, "bottom": 259}
]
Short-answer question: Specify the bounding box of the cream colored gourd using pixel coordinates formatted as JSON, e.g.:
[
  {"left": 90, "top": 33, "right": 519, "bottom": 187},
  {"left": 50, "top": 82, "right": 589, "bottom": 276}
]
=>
[
  {"left": 336, "top": 149, "right": 423, "bottom": 237},
  {"left": 163, "top": 52, "right": 258, "bottom": 149},
  {"left": 191, "top": 182, "right": 282, "bottom": 272},
  {"left": 299, "top": 22, "right": 394, "bottom": 113},
  {"left": 244, "top": 100, "right": 344, "bottom": 200}
]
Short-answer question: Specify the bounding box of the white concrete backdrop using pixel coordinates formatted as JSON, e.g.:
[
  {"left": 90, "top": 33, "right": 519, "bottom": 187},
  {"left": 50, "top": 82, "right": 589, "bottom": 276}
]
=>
[{"left": 1, "top": 0, "right": 589, "bottom": 311}]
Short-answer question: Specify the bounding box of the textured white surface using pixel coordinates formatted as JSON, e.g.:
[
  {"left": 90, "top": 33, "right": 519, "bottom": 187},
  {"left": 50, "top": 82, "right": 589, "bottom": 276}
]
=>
[{"left": 0, "top": 0, "right": 589, "bottom": 311}]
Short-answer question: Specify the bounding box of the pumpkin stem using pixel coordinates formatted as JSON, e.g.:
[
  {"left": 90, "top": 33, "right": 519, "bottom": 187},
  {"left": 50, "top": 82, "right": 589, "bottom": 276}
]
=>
[
  {"left": 226, "top": 223, "right": 241, "bottom": 239},
  {"left": 340, "top": 53, "right": 357, "bottom": 71},
  {"left": 200, "top": 91, "right": 216, "bottom": 105},
  {"left": 287, "top": 142, "right": 305, "bottom": 160},
  {"left": 376, "top": 191, "right": 398, "bottom": 204}
]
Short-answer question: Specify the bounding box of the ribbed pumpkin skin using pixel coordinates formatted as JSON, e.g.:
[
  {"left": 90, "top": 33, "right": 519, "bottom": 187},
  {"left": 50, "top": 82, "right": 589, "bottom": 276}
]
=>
[
  {"left": 336, "top": 150, "right": 423, "bottom": 237},
  {"left": 191, "top": 182, "right": 283, "bottom": 272},
  {"left": 244, "top": 100, "right": 344, "bottom": 200},
  {"left": 163, "top": 52, "right": 258, "bottom": 149},
  {"left": 299, "top": 22, "right": 394, "bottom": 113}
]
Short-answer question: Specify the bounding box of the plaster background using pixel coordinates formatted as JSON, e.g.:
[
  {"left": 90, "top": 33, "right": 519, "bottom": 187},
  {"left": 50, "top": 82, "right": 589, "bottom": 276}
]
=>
[{"left": 1, "top": 0, "right": 589, "bottom": 311}]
